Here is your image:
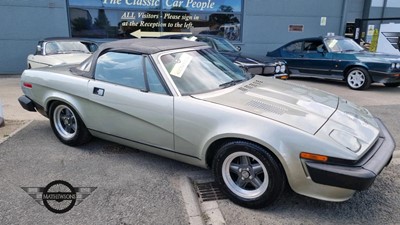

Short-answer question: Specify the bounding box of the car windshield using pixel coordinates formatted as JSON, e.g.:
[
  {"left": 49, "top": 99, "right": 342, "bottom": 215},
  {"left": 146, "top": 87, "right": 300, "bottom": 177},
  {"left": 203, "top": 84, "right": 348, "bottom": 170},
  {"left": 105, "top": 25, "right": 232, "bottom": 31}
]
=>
[
  {"left": 325, "top": 38, "right": 364, "bottom": 52},
  {"left": 212, "top": 37, "right": 239, "bottom": 53},
  {"left": 45, "top": 41, "right": 92, "bottom": 55},
  {"left": 160, "top": 48, "right": 249, "bottom": 95}
]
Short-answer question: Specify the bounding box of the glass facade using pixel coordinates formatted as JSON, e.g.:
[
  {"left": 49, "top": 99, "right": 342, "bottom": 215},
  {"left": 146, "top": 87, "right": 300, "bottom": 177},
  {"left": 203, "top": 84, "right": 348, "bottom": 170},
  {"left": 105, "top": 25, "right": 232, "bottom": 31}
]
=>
[{"left": 68, "top": 0, "right": 243, "bottom": 41}]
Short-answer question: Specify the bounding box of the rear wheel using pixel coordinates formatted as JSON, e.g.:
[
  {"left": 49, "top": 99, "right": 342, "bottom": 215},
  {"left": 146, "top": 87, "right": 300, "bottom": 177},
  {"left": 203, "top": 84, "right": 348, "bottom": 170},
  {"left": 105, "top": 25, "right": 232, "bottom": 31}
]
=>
[
  {"left": 213, "top": 141, "right": 285, "bottom": 209},
  {"left": 346, "top": 67, "right": 371, "bottom": 90},
  {"left": 49, "top": 102, "right": 91, "bottom": 146}
]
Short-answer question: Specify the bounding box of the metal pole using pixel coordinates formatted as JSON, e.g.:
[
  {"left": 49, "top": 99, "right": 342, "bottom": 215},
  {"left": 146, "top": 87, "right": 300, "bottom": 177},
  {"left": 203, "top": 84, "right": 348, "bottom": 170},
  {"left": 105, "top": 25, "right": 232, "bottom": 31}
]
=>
[
  {"left": 339, "top": 0, "right": 348, "bottom": 35},
  {"left": 354, "top": 19, "right": 362, "bottom": 44}
]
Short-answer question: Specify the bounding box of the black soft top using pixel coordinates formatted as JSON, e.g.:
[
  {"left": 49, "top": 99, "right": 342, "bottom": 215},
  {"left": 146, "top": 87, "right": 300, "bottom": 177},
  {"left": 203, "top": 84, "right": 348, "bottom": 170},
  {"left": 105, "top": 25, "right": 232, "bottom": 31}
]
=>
[
  {"left": 42, "top": 37, "right": 95, "bottom": 42},
  {"left": 98, "top": 38, "right": 208, "bottom": 54}
]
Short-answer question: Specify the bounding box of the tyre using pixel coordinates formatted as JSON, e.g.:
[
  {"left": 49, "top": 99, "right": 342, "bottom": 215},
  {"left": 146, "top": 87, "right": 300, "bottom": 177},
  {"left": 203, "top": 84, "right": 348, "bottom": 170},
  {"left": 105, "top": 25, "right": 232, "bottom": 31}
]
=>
[
  {"left": 49, "top": 102, "right": 91, "bottom": 146},
  {"left": 346, "top": 67, "right": 371, "bottom": 90},
  {"left": 212, "top": 141, "right": 285, "bottom": 209},
  {"left": 384, "top": 83, "right": 400, "bottom": 87}
]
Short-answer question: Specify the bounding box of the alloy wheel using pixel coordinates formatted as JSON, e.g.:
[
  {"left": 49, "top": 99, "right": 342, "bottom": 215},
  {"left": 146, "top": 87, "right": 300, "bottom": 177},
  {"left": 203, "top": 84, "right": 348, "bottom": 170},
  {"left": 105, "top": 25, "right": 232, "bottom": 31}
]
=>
[
  {"left": 222, "top": 151, "right": 269, "bottom": 199},
  {"left": 53, "top": 105, "right": 77, "bottom": 140},
  {"left": 347, "top": 69, "right": 366, "bottom": 89}
]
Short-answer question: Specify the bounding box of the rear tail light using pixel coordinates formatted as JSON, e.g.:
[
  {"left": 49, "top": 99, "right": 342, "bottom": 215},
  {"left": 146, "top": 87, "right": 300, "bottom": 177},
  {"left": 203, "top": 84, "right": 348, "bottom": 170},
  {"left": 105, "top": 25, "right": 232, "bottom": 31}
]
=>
[{"left": 23, "top": 82, "right": 32, "bottom": 88}]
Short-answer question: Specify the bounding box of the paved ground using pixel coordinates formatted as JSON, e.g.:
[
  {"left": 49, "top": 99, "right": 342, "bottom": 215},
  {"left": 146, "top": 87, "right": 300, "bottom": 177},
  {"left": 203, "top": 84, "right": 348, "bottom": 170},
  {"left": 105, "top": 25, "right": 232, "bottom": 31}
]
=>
[{"left": 0, "top": 76, "right": 399, "bottom": 224}]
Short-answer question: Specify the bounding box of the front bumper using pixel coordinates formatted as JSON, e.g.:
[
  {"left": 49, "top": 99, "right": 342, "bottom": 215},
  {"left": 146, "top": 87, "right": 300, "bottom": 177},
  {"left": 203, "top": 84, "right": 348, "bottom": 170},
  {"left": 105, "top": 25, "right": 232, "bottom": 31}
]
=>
[
  {"left": 306, "top": 118, "right": 395, "bottom": 191},
  {"left": 370, "top": 71, "right": 400, "bottom": 84}
]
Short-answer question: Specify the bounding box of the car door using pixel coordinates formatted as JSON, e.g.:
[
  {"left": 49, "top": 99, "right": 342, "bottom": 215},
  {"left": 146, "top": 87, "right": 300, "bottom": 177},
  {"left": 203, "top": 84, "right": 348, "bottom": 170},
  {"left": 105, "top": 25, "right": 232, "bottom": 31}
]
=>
[
  {"left": 299, "top": 40, "right": 334, "bottom": 76},
  {"left": 280, "top": 41, "right": 304, "bottom": 72},
  {"left": 282, "top": 40, "right": 333, "bottom": 76},
  {"left": 85, "top": 51, "right": 174, "bottom": 150}
]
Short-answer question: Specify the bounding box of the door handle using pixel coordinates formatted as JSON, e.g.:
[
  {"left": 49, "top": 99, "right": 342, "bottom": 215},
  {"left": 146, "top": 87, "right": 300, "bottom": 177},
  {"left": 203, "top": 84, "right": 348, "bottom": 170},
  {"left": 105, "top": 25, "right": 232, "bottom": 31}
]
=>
[{"left": 93, "top": 87, "right": 105, "bottom": 96}]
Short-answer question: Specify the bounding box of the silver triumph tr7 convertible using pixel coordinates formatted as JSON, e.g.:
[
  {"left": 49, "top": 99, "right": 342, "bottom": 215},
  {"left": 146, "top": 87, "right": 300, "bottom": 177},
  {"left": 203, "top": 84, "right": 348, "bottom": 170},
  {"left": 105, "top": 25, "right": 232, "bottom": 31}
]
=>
[{"left": 19, "top": 39, "right": 395, "bottom": 208}]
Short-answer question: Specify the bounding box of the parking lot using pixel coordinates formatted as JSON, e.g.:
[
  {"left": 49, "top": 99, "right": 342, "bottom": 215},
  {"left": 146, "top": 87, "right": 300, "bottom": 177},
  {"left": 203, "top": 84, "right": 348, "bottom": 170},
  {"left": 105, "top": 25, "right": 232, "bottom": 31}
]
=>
[{"left": 0, "top": 76, "right": 399, "bottom": 224}]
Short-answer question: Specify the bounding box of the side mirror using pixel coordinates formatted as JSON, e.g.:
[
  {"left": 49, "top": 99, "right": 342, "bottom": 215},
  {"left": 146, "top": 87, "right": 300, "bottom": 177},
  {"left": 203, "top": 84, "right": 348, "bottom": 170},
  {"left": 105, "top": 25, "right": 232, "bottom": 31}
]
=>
[
  {"left": 36, "top": 45, "right": 42, "bottom": 53},
  {"left": 236, "top": 46, "right": 241, "bottom": 51},
  {"left": 317, "top": 46, "right": 326, "bottom": 54}
]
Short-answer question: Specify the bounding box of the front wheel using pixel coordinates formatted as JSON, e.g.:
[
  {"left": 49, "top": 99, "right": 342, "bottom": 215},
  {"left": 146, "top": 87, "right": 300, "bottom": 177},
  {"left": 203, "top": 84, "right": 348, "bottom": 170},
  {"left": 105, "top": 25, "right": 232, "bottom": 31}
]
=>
[
  {"left": 49, "top": 102, "right": 91, "bottom": 146},
  {"left": 213, "top": 141, "right": 285, "bottom": 209},
  {"left": 346, "top": 67, "right": 371, "bottom": 90}
]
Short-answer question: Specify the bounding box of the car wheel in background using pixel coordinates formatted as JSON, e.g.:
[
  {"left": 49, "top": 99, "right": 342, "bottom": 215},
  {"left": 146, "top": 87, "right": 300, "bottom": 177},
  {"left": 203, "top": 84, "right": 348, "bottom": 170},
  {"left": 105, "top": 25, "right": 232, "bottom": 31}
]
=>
[
  {"left": 346, "top": 67, "right": 371, "bottom": 90},
  {"left": 384, "top": 83, "right": 400, "bottom": 87},
  {"left": 49, "top": 102, "right": 91, "bottom": 146},
  {"left": 213, "top": 141, "right": 285, "bottom": 209}
]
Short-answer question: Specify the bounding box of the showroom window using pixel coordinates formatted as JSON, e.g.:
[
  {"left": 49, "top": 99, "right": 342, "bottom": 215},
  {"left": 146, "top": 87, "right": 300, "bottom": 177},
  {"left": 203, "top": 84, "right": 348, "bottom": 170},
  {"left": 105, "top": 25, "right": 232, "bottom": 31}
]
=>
[{"left": 68, "top": 0, "right": 243, "bottom": 41}]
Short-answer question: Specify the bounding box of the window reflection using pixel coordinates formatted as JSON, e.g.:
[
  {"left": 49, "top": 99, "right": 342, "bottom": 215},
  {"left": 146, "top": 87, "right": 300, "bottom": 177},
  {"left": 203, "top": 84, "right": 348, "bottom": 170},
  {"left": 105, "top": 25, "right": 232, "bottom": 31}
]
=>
[{"left": 69, "top": 0, "right": 242, "bottom": 41}]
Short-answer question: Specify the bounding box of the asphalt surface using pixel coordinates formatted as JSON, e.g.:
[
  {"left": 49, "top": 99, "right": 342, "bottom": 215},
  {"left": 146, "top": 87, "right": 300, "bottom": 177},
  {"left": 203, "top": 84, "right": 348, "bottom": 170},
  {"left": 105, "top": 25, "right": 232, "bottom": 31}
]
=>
[
  {"left": 0, "top": 76, "right": 399, "bottom": 224},
  {"left": 0, "top": 120, "right": 206, "bottom": 225}
]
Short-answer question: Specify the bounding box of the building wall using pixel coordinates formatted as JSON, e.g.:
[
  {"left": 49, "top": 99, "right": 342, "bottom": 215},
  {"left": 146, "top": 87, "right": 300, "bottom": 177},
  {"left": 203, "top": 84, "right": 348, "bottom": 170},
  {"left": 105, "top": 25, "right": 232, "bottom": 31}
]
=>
[
  {"left": 0, "top": 0, "right": 368, "bottom": 74},
  {"left": 0, "top": 0, "right": 69, "bottom": 74},
  {"left": 240, "top": 0, "right": 365, "bottom": 58}
]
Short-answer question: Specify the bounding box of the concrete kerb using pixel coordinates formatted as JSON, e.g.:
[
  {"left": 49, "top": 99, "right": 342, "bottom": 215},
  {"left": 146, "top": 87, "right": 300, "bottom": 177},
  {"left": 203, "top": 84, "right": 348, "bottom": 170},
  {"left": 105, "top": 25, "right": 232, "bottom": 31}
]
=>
[{"left": 180, "top": 176, "right": 205, "bottom": 225}]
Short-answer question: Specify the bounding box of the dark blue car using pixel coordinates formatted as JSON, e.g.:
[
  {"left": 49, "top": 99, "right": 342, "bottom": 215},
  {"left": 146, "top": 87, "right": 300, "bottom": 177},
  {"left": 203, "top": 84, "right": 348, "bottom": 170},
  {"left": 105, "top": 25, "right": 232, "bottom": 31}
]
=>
[{"left": 267, "top": 36, "right": 400, "bottom": 90}]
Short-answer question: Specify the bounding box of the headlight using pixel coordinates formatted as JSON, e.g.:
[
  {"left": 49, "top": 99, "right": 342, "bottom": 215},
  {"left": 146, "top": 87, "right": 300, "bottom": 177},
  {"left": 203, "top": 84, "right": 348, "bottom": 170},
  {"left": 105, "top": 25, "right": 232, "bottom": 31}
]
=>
[
  {"left": 275, "top": 66, "right": 281, "bottom": 73},
  {"left": 396, "top": 63, "right": 400, "bottom": 69},
  {"left": 280, "top": 65, "right": 286, "bottom": 73},
  {"left": 392, "top": 63, "right": 396, "bottom": 69},
  {"left": 329, "top": 129, "right": 361, "bottom": 152}
]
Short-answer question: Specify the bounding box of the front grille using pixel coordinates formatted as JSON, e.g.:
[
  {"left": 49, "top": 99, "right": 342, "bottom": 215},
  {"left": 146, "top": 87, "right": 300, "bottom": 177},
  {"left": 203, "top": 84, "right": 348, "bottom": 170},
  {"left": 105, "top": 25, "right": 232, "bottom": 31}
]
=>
[
  {"left": 247, "top": 67, "right": 263, "bottom": 75},
  {"left": 263, "top": 66, "right": 275, "bottom": 74}
]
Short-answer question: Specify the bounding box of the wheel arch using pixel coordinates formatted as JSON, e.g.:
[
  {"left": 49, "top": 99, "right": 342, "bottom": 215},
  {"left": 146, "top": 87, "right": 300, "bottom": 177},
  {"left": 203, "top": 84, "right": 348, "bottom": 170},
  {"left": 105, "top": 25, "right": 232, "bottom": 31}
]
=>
[
  {"left": 343, "top": 63, "right": 369, "bottom": 79},
  {"left": 45, "top": 97, "right": 86, "bottom": 122},
  {"left": 205, "top": 137, "right": 287, "bottom": 179}
]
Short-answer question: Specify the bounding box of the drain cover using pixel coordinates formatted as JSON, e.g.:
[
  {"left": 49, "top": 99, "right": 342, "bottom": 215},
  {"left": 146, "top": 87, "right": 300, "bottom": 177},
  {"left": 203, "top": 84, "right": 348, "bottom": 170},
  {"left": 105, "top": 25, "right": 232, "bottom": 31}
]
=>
[{"left": 194, "top": 181, "right": 226, "bottom": 202}]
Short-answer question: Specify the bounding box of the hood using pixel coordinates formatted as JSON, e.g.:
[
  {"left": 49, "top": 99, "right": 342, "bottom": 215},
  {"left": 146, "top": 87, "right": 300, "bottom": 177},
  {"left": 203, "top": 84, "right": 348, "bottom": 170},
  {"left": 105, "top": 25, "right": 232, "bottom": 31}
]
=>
[
  {"left": 352, "top": 51, "right": 400, "bottom": 63},
  {"left": 47, "top": 53, "right": 91, "bottom": 66},
  {"left": 193, "top": 76, "right": 339, "bottom": 134}
]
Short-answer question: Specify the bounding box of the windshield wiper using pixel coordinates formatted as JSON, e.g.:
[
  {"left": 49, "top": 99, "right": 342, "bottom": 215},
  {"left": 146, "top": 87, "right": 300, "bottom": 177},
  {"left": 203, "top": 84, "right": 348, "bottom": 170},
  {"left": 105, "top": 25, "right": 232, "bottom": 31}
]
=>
[{"left": 219, "top": 79, "right": 245, "bottom": 88}]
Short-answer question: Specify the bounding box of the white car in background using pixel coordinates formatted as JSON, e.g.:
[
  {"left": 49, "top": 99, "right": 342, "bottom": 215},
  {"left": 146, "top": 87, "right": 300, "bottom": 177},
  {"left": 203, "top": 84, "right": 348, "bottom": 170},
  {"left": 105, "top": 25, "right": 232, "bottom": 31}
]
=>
[{"left": 27, "top": 38, "right": 98, "bottom": 69}]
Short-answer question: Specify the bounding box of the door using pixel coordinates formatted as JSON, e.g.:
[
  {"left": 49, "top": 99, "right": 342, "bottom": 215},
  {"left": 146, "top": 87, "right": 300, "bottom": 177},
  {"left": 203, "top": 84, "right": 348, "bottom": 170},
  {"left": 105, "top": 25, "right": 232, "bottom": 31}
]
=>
[
  {"left": 85, "top": 51, "right": 174, "bottom": 150},
  {"left": 282, "top": 40, "right": 334, "bottom": 76}
]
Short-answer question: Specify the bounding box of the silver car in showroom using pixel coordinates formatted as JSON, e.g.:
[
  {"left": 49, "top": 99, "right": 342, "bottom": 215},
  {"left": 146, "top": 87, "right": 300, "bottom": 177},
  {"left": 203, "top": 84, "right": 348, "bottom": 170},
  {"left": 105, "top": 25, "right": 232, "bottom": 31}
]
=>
[{"left": 18, "top": 39, "right": 395, "bottom": 209}]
